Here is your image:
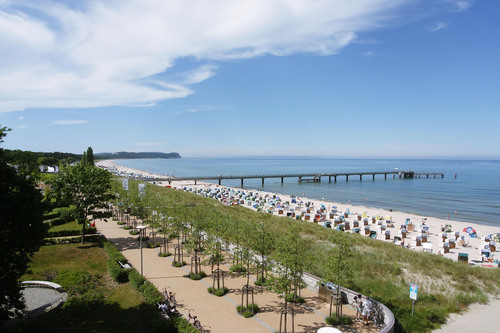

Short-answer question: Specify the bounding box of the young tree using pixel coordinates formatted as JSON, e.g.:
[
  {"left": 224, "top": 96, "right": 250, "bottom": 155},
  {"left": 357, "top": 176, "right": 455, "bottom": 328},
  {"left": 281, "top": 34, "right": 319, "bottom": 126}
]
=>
[
  {"left": 267, "top": 224, "right": 307, "bottom": 333},
  {"left": 0, "top": 126, "right": 47, "bottom": 325},
  {"left": 51, "top": 161, "right": 114, "bottom": 243},
  {"left": 251, "top": 216, "right": 274, "bottom": 285},
  {"left": 324, "top": 236, "right": 353, "bottom": 317}
]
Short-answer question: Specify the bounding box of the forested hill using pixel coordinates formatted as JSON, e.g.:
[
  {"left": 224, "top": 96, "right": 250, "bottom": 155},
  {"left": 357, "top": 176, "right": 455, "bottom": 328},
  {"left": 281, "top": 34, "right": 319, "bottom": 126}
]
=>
[{"left": 95, "top": 152, "right": 181, "bottom": 160}]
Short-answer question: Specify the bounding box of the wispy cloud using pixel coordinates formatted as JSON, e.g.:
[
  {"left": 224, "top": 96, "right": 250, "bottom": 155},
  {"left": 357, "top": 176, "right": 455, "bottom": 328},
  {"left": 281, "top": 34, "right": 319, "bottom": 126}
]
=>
[
  {"left": 443, "top": 0, "right": 474, "bottom": 12},
  {"left": 362, "top": 51, "right": 375, "bottom": 57},
  {"left": 429, "top": 22, "right": 448, "bottom": 32},
  {"left": 52, "top": 120, "right": 88, "bottom": 125},
  {"left": 0, "top": 0, "right": 442, "bottom": 113}
]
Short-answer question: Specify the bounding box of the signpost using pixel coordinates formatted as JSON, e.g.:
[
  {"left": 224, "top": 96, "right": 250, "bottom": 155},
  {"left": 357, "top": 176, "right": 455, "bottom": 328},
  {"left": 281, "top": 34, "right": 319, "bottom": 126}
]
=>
[{"left": 410, "top": 283, "right": 418, "bottom": 316}]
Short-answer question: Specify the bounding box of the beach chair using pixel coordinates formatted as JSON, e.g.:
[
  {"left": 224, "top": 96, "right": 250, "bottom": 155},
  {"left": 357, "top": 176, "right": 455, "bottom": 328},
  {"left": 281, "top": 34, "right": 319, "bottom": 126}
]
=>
[
  {"left": 439, "top": 242, "right": 449, "bottom": 254},
  {"left": 441, "top": 233, "right": 448, "bottom": 242},
  {"left": 423, "top": 242, "right": 433, "bottom": 253},
  {"left": 458, "top": 252, "right": 468, "bottom": 264},
  {"left": 345, "top": 221, "right": 350, "bottom": 231},
  {"left": 385, "top": 230, "right": 391, "bottom": 240},
  {"left": 449, "top": 238, "right": 456, "bottom": 249},
  {"left": 421, "top": 233, "right": 428, "bottom": 243},
  {"left": 415, "top": 236, "right": 422, "bottom": 247},
  {"left": 353, "top": 221, "right": 359, "bottom": 228},
  {"left": 364, "top": 226, "right": 370, "bottom": 235},
  {"left": 363, "top": 218, "right": 369, "bottom": 226},
  {"left": 490, "top": 241, "right": 496, "bottom": 252}
]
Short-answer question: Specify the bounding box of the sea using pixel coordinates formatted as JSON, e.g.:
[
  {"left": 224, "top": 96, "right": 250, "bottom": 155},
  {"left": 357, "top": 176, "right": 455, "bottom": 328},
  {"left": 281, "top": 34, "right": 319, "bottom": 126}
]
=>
[{"left": 113, "top": 157, "right": 500, "bottom": 227}]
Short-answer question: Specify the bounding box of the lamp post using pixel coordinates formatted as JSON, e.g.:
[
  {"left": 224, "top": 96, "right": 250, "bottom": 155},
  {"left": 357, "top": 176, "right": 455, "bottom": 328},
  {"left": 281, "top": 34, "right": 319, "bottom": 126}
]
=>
[{"left": 137, "top": 225, "right": 147, "bottom": 275}]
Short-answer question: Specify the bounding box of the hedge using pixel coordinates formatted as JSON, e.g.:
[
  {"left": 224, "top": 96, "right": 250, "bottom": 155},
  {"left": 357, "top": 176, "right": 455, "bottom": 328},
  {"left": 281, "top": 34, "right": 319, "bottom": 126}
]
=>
[
  {"left": 47, "top": 227, "right": 97, "bottom": 238},
  {"left": 43, "top": 235, "right": 101, "bottom": 245}
]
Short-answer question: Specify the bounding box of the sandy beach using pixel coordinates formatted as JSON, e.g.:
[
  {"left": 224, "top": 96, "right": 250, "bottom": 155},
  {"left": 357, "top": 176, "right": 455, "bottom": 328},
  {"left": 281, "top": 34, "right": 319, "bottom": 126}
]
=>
[
  {"left": 97, "top": 159, "right": 500, "bottom": 266},
  {"left": 97, "top": 159, "right": 500, "bottom": 331}
]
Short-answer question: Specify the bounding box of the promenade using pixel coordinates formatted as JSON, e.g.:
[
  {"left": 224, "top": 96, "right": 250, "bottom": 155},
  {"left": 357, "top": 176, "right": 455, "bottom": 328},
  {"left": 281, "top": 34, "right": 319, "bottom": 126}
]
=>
[{"left": 96, "top": 218, "right": 376, "bottom": 333}]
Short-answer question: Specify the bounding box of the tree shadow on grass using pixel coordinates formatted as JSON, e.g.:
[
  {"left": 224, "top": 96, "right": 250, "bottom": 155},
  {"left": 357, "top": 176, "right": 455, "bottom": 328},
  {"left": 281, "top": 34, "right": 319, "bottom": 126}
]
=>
[{"left": 5, "top": 301, "right": 181, "bottom": 333}]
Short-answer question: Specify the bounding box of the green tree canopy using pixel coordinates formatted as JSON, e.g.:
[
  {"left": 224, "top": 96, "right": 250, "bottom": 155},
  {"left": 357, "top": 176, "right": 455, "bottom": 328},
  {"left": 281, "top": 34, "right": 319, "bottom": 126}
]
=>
[
  {"left": 51, "top": 160, "right": 114, "bottom": 242},
  {"left": 0, "top": 126, "right": 47, "bottom": 324}
]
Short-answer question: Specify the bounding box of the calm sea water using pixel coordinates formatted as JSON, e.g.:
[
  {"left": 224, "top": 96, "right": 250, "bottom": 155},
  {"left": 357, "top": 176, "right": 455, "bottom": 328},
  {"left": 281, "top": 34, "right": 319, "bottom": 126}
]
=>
[{"left": 114, "top": 157, "right": 500, "bottom": 227}]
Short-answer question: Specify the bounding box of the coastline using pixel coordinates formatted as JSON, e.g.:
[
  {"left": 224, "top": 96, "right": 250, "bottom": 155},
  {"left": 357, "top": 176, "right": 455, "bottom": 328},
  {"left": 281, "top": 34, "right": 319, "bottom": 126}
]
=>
[
  {"left": 97, "top": 159, "right": 500, "bottom": 332},
  {"left": 97, "top": 159, "right": 500, "bottom": 265}
]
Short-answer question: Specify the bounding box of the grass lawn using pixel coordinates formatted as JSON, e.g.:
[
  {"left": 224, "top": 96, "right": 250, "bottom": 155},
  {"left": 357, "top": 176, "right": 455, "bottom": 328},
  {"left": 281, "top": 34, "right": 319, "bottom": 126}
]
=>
[
  {"left": 49, "top": 221, "right": 81, "bottom": 232},
  {"left": 9, "top": 242, "right": 180, "bottom": 333}
]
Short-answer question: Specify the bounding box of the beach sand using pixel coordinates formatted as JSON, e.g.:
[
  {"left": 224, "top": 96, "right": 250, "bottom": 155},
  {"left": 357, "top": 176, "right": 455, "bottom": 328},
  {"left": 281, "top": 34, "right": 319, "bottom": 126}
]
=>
[{"left": 97, "top": 159, "right": 500, "bottom": 332}]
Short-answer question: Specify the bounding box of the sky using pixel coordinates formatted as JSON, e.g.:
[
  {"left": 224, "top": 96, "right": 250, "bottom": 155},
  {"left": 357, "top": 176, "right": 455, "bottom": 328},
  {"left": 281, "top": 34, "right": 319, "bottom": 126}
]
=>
[{"left": 0, "top": 0, "right": 499, "bottom": 158}]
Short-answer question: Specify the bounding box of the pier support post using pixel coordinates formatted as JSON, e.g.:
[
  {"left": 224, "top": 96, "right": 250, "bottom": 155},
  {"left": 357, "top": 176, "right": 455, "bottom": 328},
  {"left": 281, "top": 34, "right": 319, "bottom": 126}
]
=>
[
  {"left": 373, "top": 174, "right": 375, "bottom": 181},
  {"left": 329, "top": 176, "right": 331, "bottom": 183},
  {"left": 384, "top": 174, "right": 387, "bottom": 180},
  {"left": 281, "top": 177, "right": 284, "bottom": 185},
  {"left": 261, "top": 178, "right": 265, "bottom": 187},
  {"left": 360, "top": 175, "right": 362, "bottom": 181},
  {"left": 346, "top": 175, "right": 349, "bottom": 182},
  {"left": 241, "top": 178, "right": 244, "bottom": 188},
  {"left": 218, "top": 178, "right": 221, "bottom": 185},
  {"left": 334, "top": 176, "right": 337, "bottom": 182},
  {"left": 195, "top": 180, "right": 197, "bottom": 185}
]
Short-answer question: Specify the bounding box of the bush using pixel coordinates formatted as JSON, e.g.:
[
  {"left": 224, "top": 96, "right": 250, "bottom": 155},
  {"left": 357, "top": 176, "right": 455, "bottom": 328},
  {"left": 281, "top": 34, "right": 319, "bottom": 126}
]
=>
[
  {"left": 140, "top": 280, "right": 164, "bottom": 305},
  {"left": 237, "top": 304, "right": 260, "bottom": 318},
  {"left": 47, "top": 227, "right": 97, "bottom": 238},
  {"left": 54, "top": 206, "right": 78, "bottom": 222},
  {"left": 254, "top": 276, "right": 267, "bottom": 286},
  {"left": 325, "top": 314, "right": 353, "bottom": 326},
  {"left": 44, "top": 211, "right": 61, "bottom": 220},
  {"left": 189, "top": 271, "right": 207, "bottom": 280},
  {"left": 172, "top": 261, "right": 187, "bottom": 267},
  {"left": 43, "top": 235, "right": 101, "bottom": 245},
  {"left": 285, "top": 293, "right": 306, "bottom": 303},
  {"left": 129, "top": 230, "right": 139, "bottom": 235},
  {"left": 207, "top": 287, "right": 229, "bottom": 297},
  {"left": 229, "top": 264, "right": 246, "bottom": 274},
  {"left": 128, "top": 269, "right": 146, "bottom": 290},
  {"left": 47, "top": 217, "right": 66, "bottom": 227},
  {"left": 107, "top": 260, "right": 129, "bottom": 283},
  {"left": 158, "top": 252, "right": 172, "bottom": 257},
  {"left": 102, "top": 239, "right": 127, "bottom": 262},
  {"left": 123, "top": 226, "right": 132, "bottom": 230},
  {"left": 147, "top": 241, "right": 160, "bottom": 248}
]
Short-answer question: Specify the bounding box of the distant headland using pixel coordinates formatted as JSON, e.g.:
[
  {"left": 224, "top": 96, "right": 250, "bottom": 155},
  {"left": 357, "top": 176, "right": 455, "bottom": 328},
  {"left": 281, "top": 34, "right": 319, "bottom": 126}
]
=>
[{"left": 95, "top": 152, "right": 181, "bottom": 160}]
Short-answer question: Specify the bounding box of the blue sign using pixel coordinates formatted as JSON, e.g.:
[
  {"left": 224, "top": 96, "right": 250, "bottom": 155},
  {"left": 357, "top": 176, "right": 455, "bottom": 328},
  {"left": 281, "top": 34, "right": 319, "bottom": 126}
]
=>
[{"left": 410, "top": 283, "right": 418, "bottom": 300}]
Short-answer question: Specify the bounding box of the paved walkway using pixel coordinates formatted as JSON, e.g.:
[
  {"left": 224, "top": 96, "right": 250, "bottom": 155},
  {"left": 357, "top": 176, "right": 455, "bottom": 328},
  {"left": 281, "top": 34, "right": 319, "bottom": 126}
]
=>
[{"left": 96, "top": 218, "right": 376, "bottom": 333}]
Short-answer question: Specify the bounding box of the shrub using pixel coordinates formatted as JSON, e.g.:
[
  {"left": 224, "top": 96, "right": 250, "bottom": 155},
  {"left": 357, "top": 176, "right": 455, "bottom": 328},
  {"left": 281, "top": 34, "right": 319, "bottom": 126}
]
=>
[
  {"left": 54, "top": 206, "right": 78, "bottom": 222},
  {"left": 254, "top": 276, "right": 267, "bottom": 286},
  {"left": 285, "top": 293, "right": 306, "bottom": 303},
  {"left": 172, "top": 261, "right": 187, "bottom": 267},
  {"left": 229, "top": 264, "right": 246, "bottom": 274},
  {"left": 158, "top": 252, "right": 172, "bottom": 257},
  {"left": 207, "top": 287, "right": 229, "bottom": 297},
  {"left": 325, "top": 314, "right": 353, "bottom": 326},
  {"left": 237, "top": 304, "right": 260, "bottom": 318},
  {"left": 123, "top": 226, "right": 132, "bottom": 230},
  {"left": 140, "top": 281, "right": 164, "bottom": 305},
  {"left": 47, "top": 227, "right": 97, "bottom": 238},
  {"left": 147, "top": 241, "right": 160, "bottom": 248},
  {"left": 107, "top": 260, "right": 129, "bottom": 283},
  {"left": 44, "top": 211, "right": 61, "bottom": 220},
  {"left": 189, "top": 271, "right": 207, "bottom": 280},
  {"left": 128, "top": 269, "right": 146, "bottom": 290},
  {"left": 129, "top": 230, "right": 139, "bottom": 235}
]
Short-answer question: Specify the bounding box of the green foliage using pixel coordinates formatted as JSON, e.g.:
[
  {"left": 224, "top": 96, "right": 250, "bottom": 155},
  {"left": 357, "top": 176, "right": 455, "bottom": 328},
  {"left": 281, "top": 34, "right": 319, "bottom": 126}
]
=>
[
  {"left": 158, "top": 252, "right": 172, "bottom": 257},
  {"left": 107, "top": 260, "right": 129, "bottom": 283},
  {"left": 127, "top": 268, "right": 146, "bottom": 290},
  {"left": 237, "top": 304, "right": 260, "bottom": 318},
  {"left": 229, "top": 263, "right": 247, "bottom": 274},
  {"left": 49, "top": 162, "right": 114, "bottom": 243},
  {"left": 129, "top": 230, "right": 139, "bottom": 235},
  {"left": 325, "top": 313, "right": 353, "bottom": 326},
  {"left": 189, "top": 271, "right": 207, "bottom": 280},
  {"left": 172, "top": 261, "right": 187, "bottom": 267},
  {"left": 285, "top": 293, "right": 305, "bottom": 303},
  {"left": 207, "top": 287, "right": 229, "bottom": 296},
  {"left": 0, "top": 147, "right": 47, "bottom": 324},
  {"left": 53, "top": 206, "right": 78, "bottom": 222},
  {"left": 43, "top": 235, "right": 101, "bottom": 245},
  {"left": 47, "top": 227, "right": 97, "bottom": 238}
]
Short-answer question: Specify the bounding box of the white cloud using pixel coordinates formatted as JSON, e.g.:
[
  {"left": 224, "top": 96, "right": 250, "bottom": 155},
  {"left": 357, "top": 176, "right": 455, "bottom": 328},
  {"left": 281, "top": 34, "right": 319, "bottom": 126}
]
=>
[
  {"left": 429, "top": 22, "right": 448, "bottom": 32},
  {"left": 1, "top": 0, "right": 420, "bottom": 113},
  {"left": 19, "top": 115, "right": 24, "bottom": 120},
  {"left": 52, "top": 120, "right": 88, "bottom": 125},
  {"left": 443, "top": 0, "right": 474, "bottom": 12}
]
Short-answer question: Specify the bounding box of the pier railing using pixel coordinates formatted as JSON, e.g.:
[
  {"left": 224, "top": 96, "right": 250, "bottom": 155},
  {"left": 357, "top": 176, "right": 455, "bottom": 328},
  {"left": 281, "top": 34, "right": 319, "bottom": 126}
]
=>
[{"left": 146, "top": 170, "right": 444, "bottom": 187}]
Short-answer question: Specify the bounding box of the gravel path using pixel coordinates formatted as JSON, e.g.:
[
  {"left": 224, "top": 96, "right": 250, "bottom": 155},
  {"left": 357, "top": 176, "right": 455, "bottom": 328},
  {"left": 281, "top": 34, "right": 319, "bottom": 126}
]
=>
[{"left": 21, "top": 287, "right": 67, "bottom": 314}]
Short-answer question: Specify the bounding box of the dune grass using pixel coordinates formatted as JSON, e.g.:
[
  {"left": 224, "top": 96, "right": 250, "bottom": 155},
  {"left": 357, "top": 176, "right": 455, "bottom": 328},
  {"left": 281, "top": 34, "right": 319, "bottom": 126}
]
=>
[{"left": 141, "top": 183, "right": 500, "bottom": 332}]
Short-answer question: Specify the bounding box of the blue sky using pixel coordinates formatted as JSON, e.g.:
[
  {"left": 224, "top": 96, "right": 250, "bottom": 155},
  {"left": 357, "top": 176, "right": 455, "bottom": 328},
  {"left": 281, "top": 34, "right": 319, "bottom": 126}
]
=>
[{"left": 1, "top": 0, "right": 499, "bottom": 158}]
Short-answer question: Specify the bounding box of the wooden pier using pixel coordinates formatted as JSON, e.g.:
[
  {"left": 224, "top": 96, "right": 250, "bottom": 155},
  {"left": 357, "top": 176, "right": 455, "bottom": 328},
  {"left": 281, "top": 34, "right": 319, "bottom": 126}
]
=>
[{"left": 151, "top": 170, "right": 444, "bottom": 187}]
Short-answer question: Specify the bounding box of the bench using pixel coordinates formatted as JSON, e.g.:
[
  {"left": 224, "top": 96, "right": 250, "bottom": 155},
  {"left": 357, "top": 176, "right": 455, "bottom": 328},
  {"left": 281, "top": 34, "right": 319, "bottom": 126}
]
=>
[{"left": 118, "top": 260, "right": 132, "bottom": 269}]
